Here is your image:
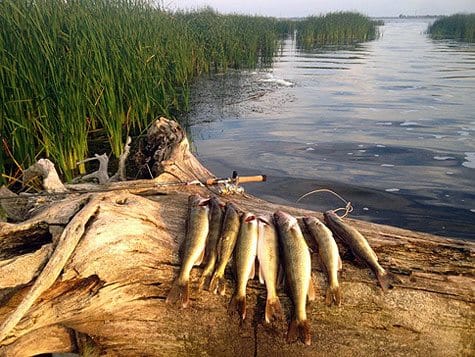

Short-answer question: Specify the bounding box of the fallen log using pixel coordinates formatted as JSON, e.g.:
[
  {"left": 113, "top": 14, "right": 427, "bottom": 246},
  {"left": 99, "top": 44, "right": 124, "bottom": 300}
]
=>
[{"left": 0, "top": 118, "right": 474, "bottom": 356}]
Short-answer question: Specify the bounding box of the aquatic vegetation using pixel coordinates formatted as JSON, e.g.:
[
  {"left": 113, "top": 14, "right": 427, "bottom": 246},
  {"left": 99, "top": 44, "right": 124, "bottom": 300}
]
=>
[
  {"left": 428, "top": 14, "right": 475, "bottom": 42},
  {"left": 0, "top": 1, "right": 279, "bottom": 182},
  {"left": 0, "top": 2, "right": 379, "bottom": 184},
  {"left": 296, "top": 12, "right": 381, "bottom": 49}
]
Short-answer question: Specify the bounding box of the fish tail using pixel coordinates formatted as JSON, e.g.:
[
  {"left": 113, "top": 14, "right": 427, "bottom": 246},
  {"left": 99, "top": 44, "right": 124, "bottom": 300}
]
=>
[
  {"left": 209, "top": 272, "right": 224, "bottom": 295},
  {"left": 229, "top": 294, "right": 247, "bottom": 320},
  {"left": 198, "top": 273, "right": 210, "bottom": 290},
  {"left": 166, "top": 280, "right": 190, "bottom": 308},
  {"left": 287, "top": 319, "right": 312, "bottom": 345},
  {"left": 325, "top": 285, "right": 342, "bottom": 306},
  {"left": 265, "top": 296, "right": 283, "bottom": 323},
  {"left": 376, "top": 269, "right": 389, "bottom": 292}
]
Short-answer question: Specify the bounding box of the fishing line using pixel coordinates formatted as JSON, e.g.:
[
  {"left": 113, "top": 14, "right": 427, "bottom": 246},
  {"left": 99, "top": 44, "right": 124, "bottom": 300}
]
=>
[
  {"left": 296, "top": 188, "right": 353, "bottom": 218},
  {"left": 296, "top": 188, "right": 349, "bottom": 205}
]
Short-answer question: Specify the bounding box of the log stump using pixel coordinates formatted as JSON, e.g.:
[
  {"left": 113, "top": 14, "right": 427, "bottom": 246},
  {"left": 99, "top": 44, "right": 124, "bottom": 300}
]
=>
[{"left": 0, "top": 118, "right": 474, "bottom": 356}]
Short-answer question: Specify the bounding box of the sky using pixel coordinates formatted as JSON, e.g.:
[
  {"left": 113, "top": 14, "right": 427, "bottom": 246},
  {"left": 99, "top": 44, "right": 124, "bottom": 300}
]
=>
[{"left": 165, "top": 0, "right": 475, "bottom": 18}]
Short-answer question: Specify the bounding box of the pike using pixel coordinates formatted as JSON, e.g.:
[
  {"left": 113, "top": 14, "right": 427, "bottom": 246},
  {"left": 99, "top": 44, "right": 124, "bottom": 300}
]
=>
[
  {"left": 166, "top": 194, "right": 209, "bottom": 308},
  {"left": 199, "top": 197, "right": 224, "bottom": 290},
  {"left": 257, "top": 215, "right": 283, "bottom": 323},
  {"left": 304, "top": 216, "right": 342, "bottom": 306},
  {"left": 274, "top": 211, "right": 315, "bottom": 346},
  {"left": 229, "top": 212, "right": 258, "bottom": 320},
  {"left": 209, "top": 202, "right": 241, "bottom": 295},
  {"left": 324, "top": 210, "right": 389, "bottom": 292}
]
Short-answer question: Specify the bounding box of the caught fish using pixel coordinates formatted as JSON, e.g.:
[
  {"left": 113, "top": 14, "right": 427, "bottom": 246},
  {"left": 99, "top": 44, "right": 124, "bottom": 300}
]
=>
[
  {"left": 199, "top": 197, "right": 224, "bottom": 290},
  {"left": 166, "top": 194, "right": 209, "bottom": 308},
  {"left": 209, "top": 202, "right": 241, "bottom": 295},
  {"left": 323, "top": 210, "right": 389, "bottom": 292},
  {"left": 304, "top": 216, "right": 342, "bottom": 306},
  {"left": 257, "top": 215, "right": 283, "bottom": 323},
  {"left": 229, "top": 212, "right": 258, "bottom": 320},
  {"left": 274, "top": 211, "right": 314, "bottom": 346}
]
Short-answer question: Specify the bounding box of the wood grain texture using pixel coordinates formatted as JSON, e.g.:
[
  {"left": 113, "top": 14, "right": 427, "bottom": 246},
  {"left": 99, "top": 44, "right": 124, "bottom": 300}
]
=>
[{"left": 0, "top": 118, "right": 473, "bottom": 356}]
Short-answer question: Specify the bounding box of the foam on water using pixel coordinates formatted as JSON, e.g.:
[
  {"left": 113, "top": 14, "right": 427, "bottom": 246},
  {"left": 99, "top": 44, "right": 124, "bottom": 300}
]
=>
[
  {"left": 385, "top": 188, "right": 400, "bottom": 192},
  {"left": 433, "top": 156, "right": 455, "bottom": 160},
  {"left": 259, "top": 73, "right": 294, "bottom": 87},
  {"left": 462, "top": 152, "right": 475, "bottom": 168}
]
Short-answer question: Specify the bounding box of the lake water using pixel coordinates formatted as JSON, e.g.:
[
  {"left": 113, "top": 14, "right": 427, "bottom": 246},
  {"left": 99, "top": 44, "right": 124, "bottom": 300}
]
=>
[{"left": 182, "top": 19, "right": 475, "bottom": 240}]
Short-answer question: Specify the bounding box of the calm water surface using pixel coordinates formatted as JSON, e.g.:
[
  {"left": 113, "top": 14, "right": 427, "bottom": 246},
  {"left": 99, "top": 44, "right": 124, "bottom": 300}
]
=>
[{"left": 182, "top": 19, "right": 475, "bottom": 240}]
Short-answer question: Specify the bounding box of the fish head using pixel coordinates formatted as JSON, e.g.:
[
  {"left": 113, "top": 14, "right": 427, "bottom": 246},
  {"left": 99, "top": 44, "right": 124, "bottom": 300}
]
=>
[
  {"left": 273, "top": 211, "right": 298, "bottom": 231},
  {"left": 242, "top": 212, "right": 257, "bottom": 225},
  {"left": 323, "top": 210, "right": 340, "bottom": 226},
  {"left": 211, "top": 196, "right": 226, "bottom": 209},
  {"left": 189, "top": 194, "right": 210, "bottom": 207},
  {"left": 257, "top": 214, "right": 273, "bottom": 226}
]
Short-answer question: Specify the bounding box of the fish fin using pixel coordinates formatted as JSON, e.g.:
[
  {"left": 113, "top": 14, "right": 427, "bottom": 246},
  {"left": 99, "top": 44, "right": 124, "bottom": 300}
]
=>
[
  {"left": 259, "top": 264, "right": 265, "bottom": 285},
  {"left": 249, "top": 259, "right": 256, "bottom": 280},
  {"left": 265, "top": 297, "right": 283, "bottom": 324},
  {"left": 209, "top": 272, "right": 220, "bottom": 294},
  {"left": 198, "top": 272, "right": 210, "bottom": 290},
  {"left": 229, "top": 294, "right": 247, "bottom": 320},
  {"left": 287, "top": 319, "right": 312, "bottom": 345},
  {"left": 166, "top": 280, "right": 190, "bottom": 308},
  {"left": 194, "top": 245, "right": 206, "bottom": 266},
  {"left": 325, "top": 285, "right": 342, "bottom": 307},
  {"left": 376, "top": 269, "right": 390, "bottom": 292},
  {"left": 307, "top": 276, "right": 316, "bottom": 302},
  {"left": 218, "top": 280, "right": 227, "bottom": 296}
]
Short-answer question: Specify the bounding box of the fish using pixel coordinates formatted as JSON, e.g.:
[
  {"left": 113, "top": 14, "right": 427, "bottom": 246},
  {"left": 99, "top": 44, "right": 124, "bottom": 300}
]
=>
[
  {"left": 229, "top": 212, "right": 258, "bottom": 320},
  {"left": 257, "top": 215, "right": 283, "bottom": 323},
  {"left": 304, "top": 216, "right": 342, "bottom": 306},
  {"left": 199, "top": 196, "right": 224, "bottom": 290},
  {"left": 274, "top": 211, "right": 314, "bottom": 346},
  {"left": 166, "top": 194, "right": 209, "bottom": 308},
  {"left": 209, "top": 202, "right": 241, "bottom": 295},
  {"left": 323, "top": 210, "right": 389, "bottom": 292}
]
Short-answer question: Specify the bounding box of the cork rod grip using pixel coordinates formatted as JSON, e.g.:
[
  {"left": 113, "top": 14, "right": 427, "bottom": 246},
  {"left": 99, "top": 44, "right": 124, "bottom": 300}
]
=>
[{"left": 205, "top": 175, "right": 267, "bottom": 186}]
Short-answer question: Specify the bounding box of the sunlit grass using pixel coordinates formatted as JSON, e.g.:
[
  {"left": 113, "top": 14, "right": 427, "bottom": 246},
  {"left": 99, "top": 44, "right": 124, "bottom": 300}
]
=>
[
  {"left": 0, "top": 1, "right": 279, "bottom": 182},
  {"left": 0, "top": 3, "right": 379, "bottom": 184},
  {"left": 428, "top": 14, "right": 475, "bottom": 42}
]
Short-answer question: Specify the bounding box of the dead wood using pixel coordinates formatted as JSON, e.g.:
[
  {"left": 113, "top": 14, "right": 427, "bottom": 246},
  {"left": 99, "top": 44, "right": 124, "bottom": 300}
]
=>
[{"left": 0, "top": 118, "right": 473, "bottom": 356}]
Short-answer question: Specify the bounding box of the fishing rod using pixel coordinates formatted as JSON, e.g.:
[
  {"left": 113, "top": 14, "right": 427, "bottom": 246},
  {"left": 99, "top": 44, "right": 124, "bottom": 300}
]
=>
[{"left": 0, "top": 171, "right": 267, "bottom": 201}]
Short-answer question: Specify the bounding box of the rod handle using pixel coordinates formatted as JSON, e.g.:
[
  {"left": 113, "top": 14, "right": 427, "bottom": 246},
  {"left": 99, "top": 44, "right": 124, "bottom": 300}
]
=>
[{"left": 205, "top": 175, "right": 267, "bottom": 186}]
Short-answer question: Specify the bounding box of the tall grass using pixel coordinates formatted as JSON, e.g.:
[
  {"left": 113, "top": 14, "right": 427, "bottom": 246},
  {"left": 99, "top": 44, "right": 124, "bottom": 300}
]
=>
[
  {"left": 296, "top": 12, "right": 380, "bottom": 49},
  {"left": 0, "top": 3, "right": 379, "bottom": 184},
  {"left": 0, "top": 1, "right": 280, "bottom": 182},
  {"left": 428, "top": 14, "right": 475, "bottom": 42}
]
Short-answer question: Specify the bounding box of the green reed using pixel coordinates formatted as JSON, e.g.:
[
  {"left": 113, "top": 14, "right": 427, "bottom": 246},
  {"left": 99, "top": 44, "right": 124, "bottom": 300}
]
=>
[
  {"left": 0, "top": 2, "right": 379, "bottom": 184},
  {"left": 0, "top": 1, "right": 280, "bottom": 182},
  {"left": 296, "top": 12, "right": 380, "bottom": 49},
  {"left": 428, "top": 14, "right": 475, "bottom": 42}
]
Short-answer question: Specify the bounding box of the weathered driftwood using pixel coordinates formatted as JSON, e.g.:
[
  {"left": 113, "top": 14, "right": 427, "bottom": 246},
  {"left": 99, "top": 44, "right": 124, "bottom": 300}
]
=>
[{"left": 0, "top": 118, "right": 474, "bottom": 356}]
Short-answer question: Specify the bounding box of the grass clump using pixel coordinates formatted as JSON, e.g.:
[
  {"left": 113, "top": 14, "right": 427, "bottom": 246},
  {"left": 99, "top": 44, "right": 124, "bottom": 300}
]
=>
[
  {"left": 296, "top": 12, "right": 380, "bottom": 49},
  {"left": 428, "top": 14, "right": 475, "bottom": 42}
]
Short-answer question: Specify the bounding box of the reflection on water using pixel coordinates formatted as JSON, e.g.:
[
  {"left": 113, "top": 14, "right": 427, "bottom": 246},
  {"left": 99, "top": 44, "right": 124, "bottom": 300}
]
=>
[{"left": 181, "top": 19, "right": 475, "bottom": 240}]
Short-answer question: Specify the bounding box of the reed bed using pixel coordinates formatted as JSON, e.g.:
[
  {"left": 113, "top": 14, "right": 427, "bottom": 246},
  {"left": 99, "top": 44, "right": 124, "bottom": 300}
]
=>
[
  {"left": 0, "top": 1, "right": 280, "bottom": 182},
  {"left": 1, "top": 2, "right": 378, "bottom": 184},
  {"left": 296, "top": 12, "right": 380, "bottom": 49},
  {"left": 428, "top": 14, "right": 475, "bottom": 42}
]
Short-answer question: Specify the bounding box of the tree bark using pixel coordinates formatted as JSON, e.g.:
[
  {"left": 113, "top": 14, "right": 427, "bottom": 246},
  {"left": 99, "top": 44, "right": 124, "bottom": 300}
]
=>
[{"left": 0, "top": 118, "right": 473, "bottom": 356}]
